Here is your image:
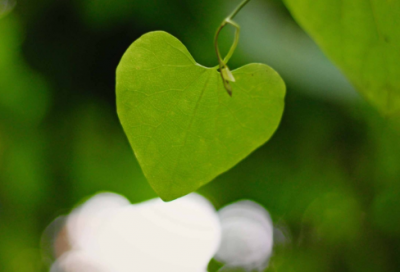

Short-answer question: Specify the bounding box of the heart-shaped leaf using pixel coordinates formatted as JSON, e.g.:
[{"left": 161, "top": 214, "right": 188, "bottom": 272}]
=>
[{"left": 116, "top": 31, "right": 285, "bottom": 201}]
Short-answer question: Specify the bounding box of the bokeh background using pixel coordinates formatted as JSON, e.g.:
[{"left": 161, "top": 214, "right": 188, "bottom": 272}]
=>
[{"left": 1, "top": 0, "right": 400, "bottom": 271}]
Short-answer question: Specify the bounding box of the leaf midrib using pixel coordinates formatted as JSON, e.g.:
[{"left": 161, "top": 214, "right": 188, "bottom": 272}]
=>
[{"left": 169, "top": 70, "right": 214, "bottom": 187}]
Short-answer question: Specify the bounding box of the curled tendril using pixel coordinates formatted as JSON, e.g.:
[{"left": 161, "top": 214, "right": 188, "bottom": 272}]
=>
[{"left": 214, "top": 0, "right": 251, "bottom": 96}]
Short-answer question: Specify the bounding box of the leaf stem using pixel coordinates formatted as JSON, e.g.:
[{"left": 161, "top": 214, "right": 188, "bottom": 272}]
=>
[
  {"left": 214, "top": 0, "right": 252, "bottom": 95},
  {"left": 228, "top": 0, "right": 251, "bottom": 20}
]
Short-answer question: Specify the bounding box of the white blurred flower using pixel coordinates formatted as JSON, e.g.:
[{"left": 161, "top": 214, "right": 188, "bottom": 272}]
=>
[
  {"left": 66, "top": 192, "right": 131, "bottom": 251},
  {"left": 50, "top": 192, "right": 221, "bottom": 272},
  {"left": 215, "top": 200, "right": 273, "bottom": 271}
]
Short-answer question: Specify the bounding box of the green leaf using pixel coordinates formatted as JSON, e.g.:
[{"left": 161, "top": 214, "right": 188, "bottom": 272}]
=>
[
  {"left": 284, "top": 0, "right": 400, "bottom": 116},
  {"left": 116, "top": 31, "right": 285, "bottom": 201}
]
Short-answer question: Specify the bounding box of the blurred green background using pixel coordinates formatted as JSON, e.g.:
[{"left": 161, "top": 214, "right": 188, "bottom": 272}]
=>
[{"left": 1, "top": 0, "right": 400, "bottom": 271}]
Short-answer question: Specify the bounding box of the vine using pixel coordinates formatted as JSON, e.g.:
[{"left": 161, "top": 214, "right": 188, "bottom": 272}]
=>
[{"left": 214, "top": 0, "right": 252, "bottom": 95}]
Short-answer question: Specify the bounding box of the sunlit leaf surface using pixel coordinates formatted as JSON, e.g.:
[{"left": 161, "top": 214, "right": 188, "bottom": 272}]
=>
[{"left": 117, "top": 31, "right": 285, "bottom": 201}]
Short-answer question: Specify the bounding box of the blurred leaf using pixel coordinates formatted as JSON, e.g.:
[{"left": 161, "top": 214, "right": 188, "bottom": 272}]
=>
[
  {"left": 116, "top": 31, "right": 285, "bottom": 201},
  {"left": 284, "top": 0, "right": 400, "bottom": 116},
  {"left": 208, "top": 258, "right": 224, "bottom": 272},
  {"left": 239, "top": 0, "right": 357, "bottom": 102}
]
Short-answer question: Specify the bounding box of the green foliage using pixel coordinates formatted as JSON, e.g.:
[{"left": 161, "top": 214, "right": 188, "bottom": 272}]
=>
[
  {"left": 116, "top": 31, "right": 285, "bottom": 201},
  {"left": 70, "top": 103, "right": 156, "bottom": 203},
  {"left": 2, "top": 1, "right": 400, "bottom": 271},
  {"left": 284, "top": 0, "right": 400, "bottom": 116},
  {"left": 302, "top": 192, "right": 362, "bottom": 245},
  {"left": 0, "top": 16, "right": 49, "bottom": 126}
]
